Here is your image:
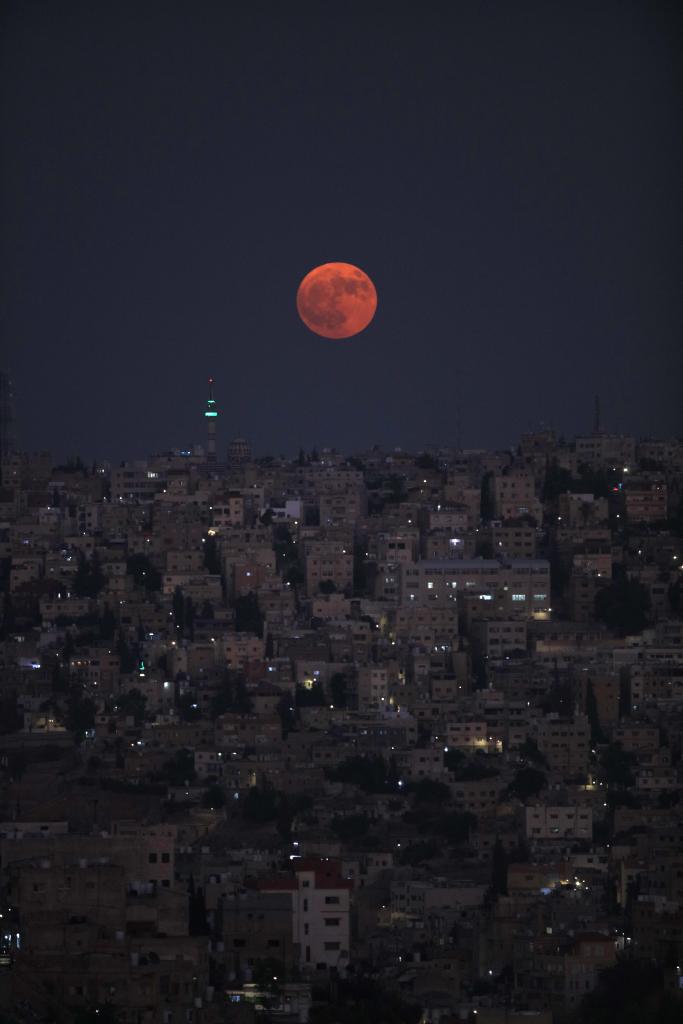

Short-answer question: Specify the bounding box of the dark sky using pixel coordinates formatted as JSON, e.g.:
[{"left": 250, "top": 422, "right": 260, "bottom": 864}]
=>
[{"left": 1, "top": 0, "right": 681, "bottom": 461}]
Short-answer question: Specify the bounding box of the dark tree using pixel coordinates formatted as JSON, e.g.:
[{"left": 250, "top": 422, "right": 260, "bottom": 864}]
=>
[
  {"left": 599, "top": 743, "right": 637, "bottom": 789},
  {"left": 586, "top": 679, "right": 605, "bottom": 744},
  {"left": 326, "top": 754, "right": 400, "bottom": 793},
  {"left": 330, "top": 672, "right": 349, "bottom": 708},
  {"left": 126, "top": 554, "right": 161, "bottom": 592},
  {"left": 595, "top": 565, "right": 650, "bottom": 636},
  {"left": 172, "top": 586, "right": 185, "bottom": 634},
  {"left": 242, "top": 783, "right": 280, "bottom": 823},
  {"left": 397, "top": 839, "right": 441, "bottom": 866},
  {"left": 491, "top": 838, "right": 508, "bottom": 896},
  {"left": 66, "top": 689, "right": 96, "bottom": 744},
  {"left": 577, "top": 959, "right": 683, "bottom": 1024},
  {"left": 202, "top": 784, "right": 226, "bottom": 809},
  {"left": 116, "top": 688, "right": 147, "bottom": 725},
  {"left": 158, "top": 748, "right": 195, "bottom": 786},
  {"left": 176, "top": 692, "right": 201, "bottom": 722},
  {"left": 234, "top": 593, "right": 264, "bottom": 635},
  {"left": 410, "top": 778, "right": 451, "bottom": 805},
  {"left": 519, "top": 737, "right": 548, "bottom": 767},
  {"left": 204, "top": 534, "right": 222, "bottom": 575},
  {"left": 72, "top": 552, "right": 107, "bottom": 598},
  {"left": 188, "top": 876, "right": 210, "bottom": 935},
  {"left": 331, "top": 813, "right": 370, "bottom": 841},
  {"left": 507, "top": 766, "right": 547, "bottom": 801},
  {"left": 99, "top": 603, "right": 117, "bottom": 642},
  {"left": 295, "top": 682, "right": 325, "bottom": 707},
  {"left": 480, "top": 471, "right": 495, "bottom": 523}
]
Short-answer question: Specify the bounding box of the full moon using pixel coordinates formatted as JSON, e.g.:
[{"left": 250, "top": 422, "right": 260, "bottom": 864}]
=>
[{"left": 296, "top": 262, "right": 377, "bottom": 339}]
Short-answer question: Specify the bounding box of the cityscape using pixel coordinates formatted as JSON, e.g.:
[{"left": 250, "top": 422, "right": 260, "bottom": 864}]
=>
[
  {"left": 0, "top": 372, "right": 681, "bottom": 1023},
  {"left": 2, "top": 2, "right": 681, "bottom": 1023}
]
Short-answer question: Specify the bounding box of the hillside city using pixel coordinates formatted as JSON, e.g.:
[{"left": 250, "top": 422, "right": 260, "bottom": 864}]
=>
[{"left": 0, "top": 414, "right": 682, "bottom": 1024}]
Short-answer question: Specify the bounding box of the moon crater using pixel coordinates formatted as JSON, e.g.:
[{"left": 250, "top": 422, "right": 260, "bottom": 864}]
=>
[{"left": 297, "top": 262, "right": 377, "bottom": 339}]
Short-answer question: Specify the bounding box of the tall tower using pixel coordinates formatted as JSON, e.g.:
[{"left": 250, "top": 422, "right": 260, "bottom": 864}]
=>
[{"left": 204, "top": 377, "right": 218, "bottom": 465}]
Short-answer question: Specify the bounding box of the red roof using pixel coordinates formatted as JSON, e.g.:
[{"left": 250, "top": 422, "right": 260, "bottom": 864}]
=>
[{"left": 257, "top": 857, "right": 353, "bottom": 892}]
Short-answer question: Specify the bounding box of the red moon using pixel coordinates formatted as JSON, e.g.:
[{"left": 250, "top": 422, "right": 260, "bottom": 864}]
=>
[{"left": 296, "top": 262, "right": 377, "bottom": 339}]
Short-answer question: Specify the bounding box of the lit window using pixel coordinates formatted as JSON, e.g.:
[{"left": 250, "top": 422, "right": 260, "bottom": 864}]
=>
[{"left": 512, "top": 594, "right": 526, "bottom": 602}]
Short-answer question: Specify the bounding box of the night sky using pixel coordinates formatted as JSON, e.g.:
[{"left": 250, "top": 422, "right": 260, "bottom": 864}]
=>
[{"left": 1, "top": 1, "right": 681, "bottom": 461}]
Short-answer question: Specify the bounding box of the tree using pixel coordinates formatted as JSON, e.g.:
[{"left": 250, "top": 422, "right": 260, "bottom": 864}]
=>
[
  {"left": 176, "top": 692, "right": 201, "bottom": 722},
  {"left": 319, "top": 578, "right": 337, "bottom": 594},
  {"left": 326, "top": 754, "right": 399, "bottom": 793},
  {"left": 126, "top": 554, "right": 161, "bottom": 592},
  {"left": 210, "top": 673, "right": 253, "bottom": 718},
  {"left": 116, "top": 688, "right": 147, "bottom": 725},
  {"left": 330, "top": 672, "right": 349, "bottom": 708},
  {"left": 72, "top": 552, "right": 107, "bottom": 598},
  {"left": 242, "top": 783, "right": 280, "bottom": 823},
  {"left": 308, "top": 978, "right": 421, "bottom": 1024},
  {"left": 586, "top": 679, "right": 605, "bottom": 744},
  {"left": 158, "top": 748, "right": 195, "bottom": 786},
  {"left": 415, "top": 452, "right": 439, "bottom": 471},
  {"left": 185, "top": 595, "right": 195, "bottom": 641},
  {"left": 234, "top": 593, "right": 264, "bottom": 635},
  {"left": 0, "top": 592, "right": 15, "bottom": 639},
  {"left": 99, "top": 603, "right": 117, "bottom": 642},
  {"left": 117, "top": 633, "right": 137, "bottom": 673},
  {"left": 172, "top": 586, "right": 185, "bottom": 635},
  {"left": 577, "top": 959, "right": 683, "bottom": 1024},
  {"left": 436, "top": 810, "right": 476, "bottom": 843},
  {"left": 296, "top": 682, "right": 326, "bottom": 707},
  {"left": 519, "top": 737, "right": 548, "bottom": 767},
  {"left": 284, "top": 564, "right": 304, "bottom": 589},
  {"left": 410, "top": 778, "right": 451, "bottom": 805},
  {"left": 480, "top": 471, "right": 495, "bottom": 523},
  {"left": 491, "top": 838, "right": 508, "bottom": 896},
  {"left": 66, "top": 689, "right": 96, "bottom": 744},
  {"left": 0, "top": 692, "right": 22, "bottom": 734},
  {"left": 599, "top": 743, "right": 637, "bottom": 789},
  {"left": 188, "top": 875, "right": 209, "bottom": 935},
  {"left": 71, "top": 1007, "right": 121, "bottom": 1024},
  {"left": 595, "top": 565, "right": 650, "bottom": 636},
  {"left": 507, "top": 766, "right": 546, "bottom": 801},
  {"left": 202, "top": 784, "right": 226, "bottom": 809},
  {"left": 331, "top": 814, "right": 370, "bottom": 841},
  {"left": 397, "top": 839, "right": 441, "bottom": 866},
  {"left": 444, "top": 748, "right": 465, "bottom": 772},
  {"left": 542, "top": 459, "right": 574, "bottom": 502}
]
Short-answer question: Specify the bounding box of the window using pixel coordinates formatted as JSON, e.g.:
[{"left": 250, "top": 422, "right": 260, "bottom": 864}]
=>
[
  {"left": 512, "top": 594, "right": 526, "bottom": 602},
  {"left": 324, "top": 941, "right": 340, "bottom": 951},
  {"left": 161, "top": 852, "right": 170, "bottom": 863},
  {"left": 148, "top": 853, "right": 158, "bottom": 863},
  {"left": 325, "top": 918, "right": 340, "bottom": 927}
]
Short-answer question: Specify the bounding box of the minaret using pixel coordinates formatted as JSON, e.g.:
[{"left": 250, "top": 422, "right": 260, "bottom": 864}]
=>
[{"left": 204, "top": 377, "right": 218, "bottom": 465}]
